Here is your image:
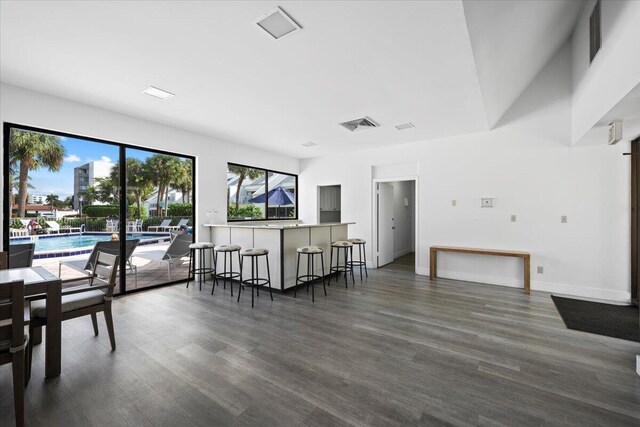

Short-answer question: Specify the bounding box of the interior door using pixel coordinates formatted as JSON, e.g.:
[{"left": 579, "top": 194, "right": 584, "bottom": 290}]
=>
[{"left": 377, "top": 182, "right": 394, "bottom": 267}]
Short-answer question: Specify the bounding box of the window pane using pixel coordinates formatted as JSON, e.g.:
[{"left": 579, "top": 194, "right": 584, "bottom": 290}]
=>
[
  {"left": 227, "top": 165, "right": 266, "bottom": 220},
  {"left": 267, "top": 172, "right": 296, "bottom": 219}
]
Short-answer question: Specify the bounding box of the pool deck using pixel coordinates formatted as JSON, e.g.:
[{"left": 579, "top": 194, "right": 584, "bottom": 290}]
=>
[{"left": 34, "top": 241, "right": 190, "bottom": 291}]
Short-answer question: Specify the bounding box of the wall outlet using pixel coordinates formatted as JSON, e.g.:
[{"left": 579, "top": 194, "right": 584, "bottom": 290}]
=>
[
  {"left": 561, "top": 215, "right": 567, "bottom": 223},
  {"left": 451, "top": 199, "right": 457, "bottom": 206},
  {"left": 481, "top": 198, "right": 493, "bottom": 208},
  {"left": 511, "top": 215, "right": 517, "bottom": 222},
  {"left": 537, "top": 266, "right": 544, "bottom": 274}
]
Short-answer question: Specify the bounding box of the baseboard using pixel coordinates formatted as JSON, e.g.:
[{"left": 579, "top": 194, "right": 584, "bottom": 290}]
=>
[{"left": 417, "top": 268, "right": 631, "bottom": 302}]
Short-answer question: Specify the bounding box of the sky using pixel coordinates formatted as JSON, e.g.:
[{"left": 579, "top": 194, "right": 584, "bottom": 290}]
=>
[{"left": 25, "top": 136, "right": 177, "bottom": 198}]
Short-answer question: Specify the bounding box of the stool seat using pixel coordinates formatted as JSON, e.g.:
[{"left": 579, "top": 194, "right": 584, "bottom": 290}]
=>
[
  {"left": 216, "top": 244, "right": 241, "bottom": 252},
  {"left": 331, "top": 240, "right": 353, "bottom": 247},
  {"left": 242, "top": 248, "right": 269, "bottom": 256},
  {"left": 348, "top": 238, "right": 366, "bottom": 244},
  {"left": 297, "top": 246, "right": 323, "bottom": 254},
  {"left": 189, "top": 242, "right": 214, "bottom": 249}
]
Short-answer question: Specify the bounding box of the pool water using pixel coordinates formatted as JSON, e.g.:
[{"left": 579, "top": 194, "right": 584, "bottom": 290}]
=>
[{"left": 10, "top": 233, "right": 165, "bottom": 252}]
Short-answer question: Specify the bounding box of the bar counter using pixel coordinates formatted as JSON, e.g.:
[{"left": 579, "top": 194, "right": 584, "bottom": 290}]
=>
[{"left": 204, "top": 223, "right": 354, "bottom": 291}]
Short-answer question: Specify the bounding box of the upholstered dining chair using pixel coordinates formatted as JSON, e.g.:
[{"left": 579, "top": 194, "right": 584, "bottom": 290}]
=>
[
  {"left": 0, "top": 280, "right": 28, "bottom": 427},
  {"left": 28, "top": 252, "right": 119, "bottom": 379}
]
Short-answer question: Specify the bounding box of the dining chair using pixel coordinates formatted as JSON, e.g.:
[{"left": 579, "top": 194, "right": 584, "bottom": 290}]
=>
[
  {"left": 28, "top": 252, "right": 119, "bottom": 378},
  {"left": 8, "top": 244, "right": 35, "bottom": 269},
  {"left": 0, "top": 280, "right": 28, "bottom": 427},
  {"left": 0, "top": 251, "right": 7, "bottom": 270}
]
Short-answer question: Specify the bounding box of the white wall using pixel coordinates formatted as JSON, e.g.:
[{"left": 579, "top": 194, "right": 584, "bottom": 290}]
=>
[
  {"left": 571, "top": 0, "right": 640, "bottom": 144},
  {"left": 300, "top": 43, "right": 631, "bottom": 301},
  {"left": 391, "top": 180, "right": 415, "bottom": 259},
  {"left": 0, "top": 83, "right": 300, "bottom": 247}
]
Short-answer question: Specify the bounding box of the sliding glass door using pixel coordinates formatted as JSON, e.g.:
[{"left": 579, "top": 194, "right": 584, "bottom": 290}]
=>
[
  {"left": 3, "top": 123, "right": 195, "bottom": 294},
  {"left": 124, "top": 148, "right": 194, "bottom": 291}
]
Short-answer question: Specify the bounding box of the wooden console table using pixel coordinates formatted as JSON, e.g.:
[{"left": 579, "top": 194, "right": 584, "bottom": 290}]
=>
[{"left": 429, "top": 246, "right": 530, "bottom": 294}]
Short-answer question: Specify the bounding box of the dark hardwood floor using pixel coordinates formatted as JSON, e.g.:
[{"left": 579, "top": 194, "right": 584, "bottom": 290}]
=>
[{"left": 2, "top": 262, "right": 640, "bottom": 426}]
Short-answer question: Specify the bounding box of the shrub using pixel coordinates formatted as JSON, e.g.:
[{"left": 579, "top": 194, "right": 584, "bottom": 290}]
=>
[
  {"left": 168, "top": 203, "right": 192, "bottom": 217},
  {"left": 228, "top": 204, "right": 263, "bottom": 219},
  {"left": 84, "top": 204, "right": 147, "bottom": 218},
  {"left": 10, "top": 219, "right": 24, "bottom": 229}
]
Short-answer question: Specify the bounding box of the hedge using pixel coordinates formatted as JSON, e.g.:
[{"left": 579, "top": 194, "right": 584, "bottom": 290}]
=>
[
  {"left": 84, "top": 204, "right": 147, "bottom": 218},
  {"left": 167, "top": 203, "right": 192, "bottom": 217}
]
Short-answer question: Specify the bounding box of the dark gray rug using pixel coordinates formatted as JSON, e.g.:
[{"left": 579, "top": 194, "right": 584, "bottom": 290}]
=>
[{"left": 551, "top": 295, "right": 639, "bottom": 342}]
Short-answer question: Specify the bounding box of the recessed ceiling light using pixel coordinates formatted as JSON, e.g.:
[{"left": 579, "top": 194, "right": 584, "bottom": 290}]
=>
[
  {"left": 395, "top": 122, "right": 415, "bottom": 130},
  {"left": 302, "top": 142, "right": 317, "bottom": 147},
  {"left": 143, "top": 86, "right": 175, "bottom": 100},
  {"left": 255, "top": 7, "right": 301, "bottom": 40}
]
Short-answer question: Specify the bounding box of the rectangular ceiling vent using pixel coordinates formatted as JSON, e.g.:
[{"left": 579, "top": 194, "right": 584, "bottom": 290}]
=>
[
  {"left": 339, "top": 117, "right": 378, "bottom": 132},
  {"left": 256, "top": 7, "right": 302, "bottom": 40},
  {"left": 302, "top": 142, "right": 317, "bottom": 147},
  {"left": 589, "top": 0, "right": 601, "bottom": 63},
  {"left": 395, "top": 122, "right": 415, "bottom": 131}
]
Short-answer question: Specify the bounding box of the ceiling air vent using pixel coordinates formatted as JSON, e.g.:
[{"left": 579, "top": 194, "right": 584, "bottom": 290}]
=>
[
  {"left": 255, "top": 7, "right": 302, "bottom": 40},
  {"left": 339, "top": 117, "right": 378, "bottom": 132},
  {"left": 589, "top": 0, "right": 601, "bottom": 63},
  {"left": 395, "top": 122, "right": 415, "bottom": 131},
  {"left": 302, "top": 142, "right": 317, "bottom": 147}
]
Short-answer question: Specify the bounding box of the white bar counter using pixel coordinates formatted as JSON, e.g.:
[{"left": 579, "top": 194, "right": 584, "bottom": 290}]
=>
[{"left": 204, "top": 223, "right": 354, "bottom": 291}]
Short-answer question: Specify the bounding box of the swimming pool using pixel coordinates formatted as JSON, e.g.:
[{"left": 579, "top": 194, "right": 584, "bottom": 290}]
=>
[{"left": 9, "top": 233, "right": 171, "bottom": 259}]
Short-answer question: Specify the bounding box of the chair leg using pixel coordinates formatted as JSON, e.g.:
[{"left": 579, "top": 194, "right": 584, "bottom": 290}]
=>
[
  {"left": 311, "top": 253, "right": 315, "bottom": 303},
  {"left": 266, "top": 255, "right": 273, "bottom": 301},
  {"left": 104, "top": 307, "right": 116, "bottom": 351},
  {"left": 12, "top": 350, "right": 25, "bottom": 427},
  {"left": 91, "top": 313, "right": 99, "bottom": 336},
  {"left": 343, "top": 248, "right": 348, "bottom": 288},
  {"left": 363, "top": 244, "right": 368, "bottom": 277},
  {"left": 255, "top": 257, "right": 259, "bottom": 297},
  {"left": 27, "top": 324, "right": 34, "bottom": 383},
  {"left": 328, "top": 248, "right": 333, "bottom": 286},
  {"left": 237, "top": 255, "right": 243, "bottom": 303},
  {"left": 321, "top": 253, "right": 327, "bottom": 296},
  {"left": 187, "top": 248, "right": 193, "bottom": 288}
]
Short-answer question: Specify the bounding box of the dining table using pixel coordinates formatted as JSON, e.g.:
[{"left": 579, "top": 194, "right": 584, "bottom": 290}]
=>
[{"left": 0, "top": 266, "right": 62, "bottom": 378}]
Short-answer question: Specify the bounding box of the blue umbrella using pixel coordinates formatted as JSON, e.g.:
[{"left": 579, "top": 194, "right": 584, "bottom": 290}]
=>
[{"left": 249, "top": 186, "right": 295, "bottom": 206}]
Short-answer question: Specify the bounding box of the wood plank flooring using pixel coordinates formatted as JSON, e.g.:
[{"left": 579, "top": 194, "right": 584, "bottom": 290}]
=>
[{"left": 2, "top": 262, "right": 639, "bottom": 426}]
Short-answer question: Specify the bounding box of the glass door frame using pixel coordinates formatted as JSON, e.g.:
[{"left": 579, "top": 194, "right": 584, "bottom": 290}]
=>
[{"left": 2, "top": 122, "right": 196, "bottom": 295}]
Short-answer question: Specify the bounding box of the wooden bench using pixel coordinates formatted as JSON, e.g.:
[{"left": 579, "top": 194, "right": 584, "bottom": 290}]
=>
[{"left": 429, "top": 246, "right": 530, "bottom": 294}]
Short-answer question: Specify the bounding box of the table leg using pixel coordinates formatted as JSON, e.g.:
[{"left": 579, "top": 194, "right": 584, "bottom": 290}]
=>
[
  {"left": 45, "top": 280, "right": 62, "bottom": 378},
  {"left": 524, "top": 256, "right": 531, "bottom": 295},
  {"left": 430, "top": 248, "right": 437, "bottom": 280}
]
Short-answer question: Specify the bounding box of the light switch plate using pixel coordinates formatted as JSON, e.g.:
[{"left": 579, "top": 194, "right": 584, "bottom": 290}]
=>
[
  {"left": 537, "top": 266, "right": 544, "bottom": 274},
  {"left": 561, "top": 215, "right": 568, "bottom": 223},
  {"left": 481, "top": 198, "right": 493, "bottom": 208},
  {"left": 511, "top": 215, "right": 516, "bottom": 222},
  {"left": 451, "top": 200, "right": 457, "bottom": 206}
]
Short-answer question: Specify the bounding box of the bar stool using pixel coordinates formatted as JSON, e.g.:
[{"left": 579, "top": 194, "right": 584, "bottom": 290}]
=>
[
  {"left": 294, "top": 246, "right": 326, "bottom": 302},
  {"left": 238, "top": 248, "right": 273, "bottom": 307},
  {"left": 328, "top": 240, "right": 355, "bottom": 288},
  {"left": 214, "top": 244, "right": 242, "bottom": 296},
  {"left": 187, "top": 242, "right": 215, "bottom": 291},
  {"left": 347, "top": 238, "right": 368, "bottom": 280}
]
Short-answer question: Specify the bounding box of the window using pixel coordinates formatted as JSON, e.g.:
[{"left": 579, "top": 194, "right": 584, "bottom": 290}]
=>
[{"left": 227, "top": 163, "right": 297, "bottom": 221}]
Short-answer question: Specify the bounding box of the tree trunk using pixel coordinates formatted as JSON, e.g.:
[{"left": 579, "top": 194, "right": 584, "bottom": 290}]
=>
[
  {"left": 136, "top": 191, "right": 142, "bottom": 219},
  {"left": 17, "top": 160, "right": 31, "bottom": 218},
  {"left": 235, "top": 173, "right": 245, "bottom": 211},
  {"left": 156, "top": 184, "right": 164, "bottom": 217}
]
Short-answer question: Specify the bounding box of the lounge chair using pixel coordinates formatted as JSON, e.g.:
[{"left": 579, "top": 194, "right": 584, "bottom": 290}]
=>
[
  {"left": 46, "top": 221, "right": 82, "bottom": 234},
  {"left": 166, "top": 218, "right": 189, "bottom": 231},
  {"left": 148, "top": 219, "right": 172, "bottom": 232},
  {"left": 59, "top": 239, "right": 139, "bottom": 286},
  {"left": 8, "top": 243, "right": 35, "bottom": 268},
  {"left": 133, "top": 233, "right": 192, "bottom": 280},
  {"left": 105, "top": 219, "right": 119, "bottom": 232},
  {"left": 9, "top": 228, "right": 28, "bottom": 237}
]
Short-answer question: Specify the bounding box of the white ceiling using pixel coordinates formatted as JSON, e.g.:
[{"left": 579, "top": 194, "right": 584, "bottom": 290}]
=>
[{"left": 0, "top": 1, "right": 583, "bottom": 159}]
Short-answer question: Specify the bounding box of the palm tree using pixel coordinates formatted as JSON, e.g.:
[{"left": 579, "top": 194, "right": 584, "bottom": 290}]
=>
[
  {"left": 45, "top": 193, "right": 60, "bottom": 209},
  {"left": 121, "top": 158, "right": 152, "bottom": 218},
  {"left": 173, "top": 160, "right": 193, "bottom": 203},
  {"left": 144, "top": 154, "right": 181, "bottom": 216},
  {"left": 228, "top": 165, "right": 262, "bottom": 211},
  {"left": 9, "top": 129, "right": 65, "bottom": 217}
]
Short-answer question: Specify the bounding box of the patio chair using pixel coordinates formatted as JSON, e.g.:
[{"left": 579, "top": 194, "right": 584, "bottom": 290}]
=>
[
  {"left": 166, "top": 218, "right": 189, "bottom": 231},
  {"left": 148, "top": 219, "right": 172, "bottom": 232},
  {"left": 58, "top": 239, "right": 139, "bottom": 286},
  {"left": 44, "top": 221, "right": 62, "bottom": 234},
  {"left": 133, "top": 233, "right": 192, "bottom": 280},
  {"left": 29, "top": 252, "right": 119, "bottom": 380},
  {"left": 136, "top": 219, "right": 143, "bottom": 232},
  {"left": 0, "top": 280, "right": 28, "bottom": 427},
  {"left": 105, "top": 219, "right": 118, "bottom": 232},
  {"left": 8, "top": 243, "right": 35, "bottom": 269},
  {"left": 9, "top": 228, "right": 28, "bottom": 237}
]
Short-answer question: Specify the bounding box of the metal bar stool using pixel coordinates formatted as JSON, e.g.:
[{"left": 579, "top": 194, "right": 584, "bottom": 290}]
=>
[
  {"left": 238, "top": 248, "right": 272, "bottom": 307},
  {"left": 187, "top": 242, "right": 216, "bottom": 291},
  {"left": 347, "top": 238, "right": 368, "bottom": 280},
  {"left": 294, "top": 246, "right": 326, "bottom": 302},
  {"left": 328, "top": 240, "right": 355, "bottom": 288},
  {"left": 214, "top": 245, "right": 242, "bottom": 296}
]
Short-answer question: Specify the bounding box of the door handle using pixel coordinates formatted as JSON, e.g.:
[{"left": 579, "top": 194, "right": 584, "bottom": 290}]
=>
[{"left": 392, "top": 227, "right": 396, "bottom": 230}]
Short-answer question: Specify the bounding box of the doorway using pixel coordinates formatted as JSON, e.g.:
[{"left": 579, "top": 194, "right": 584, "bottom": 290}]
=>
[
  {"left": 375, "top": 179, "right": 417, "bottom": 271},
  {"left": 317, "top": 185, "right": 341, "bottom": 224}
]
